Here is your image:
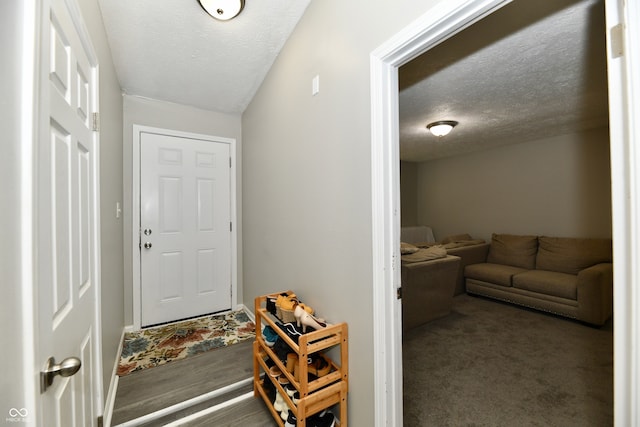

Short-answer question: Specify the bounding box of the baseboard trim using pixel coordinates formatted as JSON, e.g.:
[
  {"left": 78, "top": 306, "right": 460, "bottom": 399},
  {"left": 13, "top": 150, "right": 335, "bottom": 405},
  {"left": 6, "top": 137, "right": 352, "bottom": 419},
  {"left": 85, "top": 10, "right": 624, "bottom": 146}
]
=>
[
  {"left": 162, "top": 390, "right": 254, "bottom": 427},
  {"left": 102, "top": 327, "right": 127, "bottom": 427},
  {"left": 112, "top": 377, "right": 254, "bottom": 427}
]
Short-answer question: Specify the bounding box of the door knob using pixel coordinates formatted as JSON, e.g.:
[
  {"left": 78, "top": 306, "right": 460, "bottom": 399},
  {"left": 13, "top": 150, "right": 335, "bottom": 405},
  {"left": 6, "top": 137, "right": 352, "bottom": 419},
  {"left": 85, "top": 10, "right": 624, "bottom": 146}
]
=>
[
  {"left": 41, "top": 356, "right": 81, "bottom": 393},
  {"left": 144, "top": 228, "right": 152, "bottom": 236},
  {"left": 144, "top": 242, "right": 152, "bottom": 249}
]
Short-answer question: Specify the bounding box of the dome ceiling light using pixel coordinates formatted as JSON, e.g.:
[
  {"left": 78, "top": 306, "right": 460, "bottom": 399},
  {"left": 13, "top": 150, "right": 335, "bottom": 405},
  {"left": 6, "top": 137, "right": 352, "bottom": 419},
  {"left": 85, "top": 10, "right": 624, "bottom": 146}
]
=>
[
  {"left": 426, "top": 120, "right": 458, "bottom": 137},
  {"left": 198, "top": 0, "right": 245, "bottom": 21}
]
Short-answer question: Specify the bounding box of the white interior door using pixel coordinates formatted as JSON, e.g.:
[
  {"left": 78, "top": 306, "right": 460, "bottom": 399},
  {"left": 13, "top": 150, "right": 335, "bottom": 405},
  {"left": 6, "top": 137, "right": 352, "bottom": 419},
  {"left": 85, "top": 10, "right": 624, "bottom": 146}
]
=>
[
  {"left": 37, "top": 0, "right": 102, "bottom": 425},
  {"left": 140, "top": 132, "right": 232, "bottom": 327}
]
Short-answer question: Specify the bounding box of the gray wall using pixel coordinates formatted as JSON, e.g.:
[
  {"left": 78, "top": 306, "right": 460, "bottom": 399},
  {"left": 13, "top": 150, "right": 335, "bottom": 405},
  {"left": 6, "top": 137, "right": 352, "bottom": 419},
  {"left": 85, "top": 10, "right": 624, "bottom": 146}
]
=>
[
  {"left": 122, "top": 95, "right": 243, "bottom": 325},
  {"left": 0, "top": 1, "right": 33, "bottom": 417},
  {"left": 404, "top": 128, "right": 612, "bottom": 242},
  {"left": 78, "top": 0, "right": 126, "bottom": 397},
  {"left": 241, "top": 0, "right": 445, "bottom": 423}
]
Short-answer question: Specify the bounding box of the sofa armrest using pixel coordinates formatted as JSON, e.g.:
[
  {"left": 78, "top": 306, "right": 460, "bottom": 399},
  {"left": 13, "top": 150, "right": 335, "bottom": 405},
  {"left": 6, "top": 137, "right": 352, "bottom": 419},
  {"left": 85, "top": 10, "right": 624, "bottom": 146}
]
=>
[
  {"left": 447, "top": 242, "right": 490, "bottom": 263},
  {"left": 576, "top": 262, "right": 613, "bottom": 326},
  {"left": 446, "top": 243, "right": 490, "bottom": 295},
  {"left": 401, "top": 255, "right": 461, "bottom": 331}
]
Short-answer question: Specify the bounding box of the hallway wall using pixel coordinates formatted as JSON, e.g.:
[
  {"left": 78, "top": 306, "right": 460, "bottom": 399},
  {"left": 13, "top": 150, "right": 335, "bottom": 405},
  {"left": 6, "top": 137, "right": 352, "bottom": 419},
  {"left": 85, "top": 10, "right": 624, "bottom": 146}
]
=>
[
  {"left": 79, "top": 0, "right": 126, "bottom": 398},
  {"left": 241, "top": 0, "right": 450, "bottom": 423}
]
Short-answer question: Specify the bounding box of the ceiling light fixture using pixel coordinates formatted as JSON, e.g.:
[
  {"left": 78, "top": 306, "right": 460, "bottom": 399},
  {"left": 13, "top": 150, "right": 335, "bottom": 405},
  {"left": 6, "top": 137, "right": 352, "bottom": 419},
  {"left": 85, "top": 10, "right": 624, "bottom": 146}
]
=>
[
  {"left": 198, "top": 0, "right": 245, "bottom": 21},
  {"left": 426, "top": 120, "right": 458, "bottom": 137}
]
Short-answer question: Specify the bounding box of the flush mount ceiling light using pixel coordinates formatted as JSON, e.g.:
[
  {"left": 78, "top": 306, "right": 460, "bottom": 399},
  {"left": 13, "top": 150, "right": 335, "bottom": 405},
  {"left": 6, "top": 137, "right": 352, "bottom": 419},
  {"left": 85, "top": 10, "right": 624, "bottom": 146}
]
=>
[
  {"left": 426, "top": 120, "right": 458, "bottom": 137},
  {"left": 198, "top": 0, "right": 245, "bottom": 21}
]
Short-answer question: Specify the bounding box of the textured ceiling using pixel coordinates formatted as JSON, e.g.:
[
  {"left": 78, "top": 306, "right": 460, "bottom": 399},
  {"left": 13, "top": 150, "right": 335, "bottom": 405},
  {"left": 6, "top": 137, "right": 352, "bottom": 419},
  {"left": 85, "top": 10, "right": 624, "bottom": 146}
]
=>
[
  {"left": 97, "top": 0, "right": 310, "bottom": 114},
  {"left": 399, "top": 0, "right": 609, "bottom": 162}
]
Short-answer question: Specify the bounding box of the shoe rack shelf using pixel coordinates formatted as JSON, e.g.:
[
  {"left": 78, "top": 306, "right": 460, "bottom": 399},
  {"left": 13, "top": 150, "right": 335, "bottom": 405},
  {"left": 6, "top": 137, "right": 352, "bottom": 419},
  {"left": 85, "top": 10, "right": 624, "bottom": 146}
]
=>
[{"left": 253, "top": 291, "right": 348, "bottom": 427}]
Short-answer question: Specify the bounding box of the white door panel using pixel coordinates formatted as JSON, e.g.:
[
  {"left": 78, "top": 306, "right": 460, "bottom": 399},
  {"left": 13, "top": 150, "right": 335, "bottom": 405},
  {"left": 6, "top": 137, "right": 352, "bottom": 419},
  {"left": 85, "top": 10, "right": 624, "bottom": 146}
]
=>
[
  {"left": 37, "top": 0, "right": 101, "bottom": 424},
  {"left": 141, "top": 132, "right": 232, "bottom": 326}
]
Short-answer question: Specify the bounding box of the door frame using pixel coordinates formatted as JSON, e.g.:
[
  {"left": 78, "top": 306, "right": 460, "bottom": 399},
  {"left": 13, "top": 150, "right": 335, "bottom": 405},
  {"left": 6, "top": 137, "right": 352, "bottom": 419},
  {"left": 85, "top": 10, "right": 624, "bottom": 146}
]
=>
[
  {"left": 370, "top": 0, "right": 640, "bottom": 425},
  {"left": 131, "top": 125, "right": 238, "bottom": 330}
]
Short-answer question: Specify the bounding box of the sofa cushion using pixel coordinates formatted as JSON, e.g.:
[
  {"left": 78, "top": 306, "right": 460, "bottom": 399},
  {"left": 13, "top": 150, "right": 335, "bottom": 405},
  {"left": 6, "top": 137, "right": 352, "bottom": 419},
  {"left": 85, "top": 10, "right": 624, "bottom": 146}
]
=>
[
  {"left": 513, "top": 270, "right": 578, "bottom": 300},
  {"left": 486, "top": 234, "right": 538, "bottom": 269},
  {"left": 464, "top": 263, "right": 528, "bottom": 287},
  {"left": 536, "top": 237, "right": 613, "bottom": 275}
]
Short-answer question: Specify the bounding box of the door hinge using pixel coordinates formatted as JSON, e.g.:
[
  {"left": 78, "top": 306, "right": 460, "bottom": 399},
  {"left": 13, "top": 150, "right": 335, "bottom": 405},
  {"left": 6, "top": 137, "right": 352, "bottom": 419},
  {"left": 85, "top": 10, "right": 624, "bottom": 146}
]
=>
[
  {"left": 230, "top": 222, "right": 232, "bottom": 232},
  {"left": 397, "top": 286, "right": 402, "bottom": 300},
  {"left": 91, "top": 112, "right": 100, "bottom": 132},
  {"left": 229, "top": 157, "right": 232, "bottom": 168},
  {"left": 610, "top": 23, "right": 624, "bottom": 58}
]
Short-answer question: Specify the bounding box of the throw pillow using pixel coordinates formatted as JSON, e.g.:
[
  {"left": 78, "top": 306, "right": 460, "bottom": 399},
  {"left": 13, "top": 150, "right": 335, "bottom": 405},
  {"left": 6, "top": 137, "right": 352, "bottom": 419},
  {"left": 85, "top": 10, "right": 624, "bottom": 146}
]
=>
[{"left": 400, "top": 242, "right": 420, "bottom": 255}]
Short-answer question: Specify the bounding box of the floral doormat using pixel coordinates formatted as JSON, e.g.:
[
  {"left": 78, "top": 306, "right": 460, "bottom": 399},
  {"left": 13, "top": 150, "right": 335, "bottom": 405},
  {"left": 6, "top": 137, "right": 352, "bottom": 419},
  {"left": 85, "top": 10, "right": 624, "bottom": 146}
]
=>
[{"left": 117, "top": 310, "right": 255, "bottom": 377}]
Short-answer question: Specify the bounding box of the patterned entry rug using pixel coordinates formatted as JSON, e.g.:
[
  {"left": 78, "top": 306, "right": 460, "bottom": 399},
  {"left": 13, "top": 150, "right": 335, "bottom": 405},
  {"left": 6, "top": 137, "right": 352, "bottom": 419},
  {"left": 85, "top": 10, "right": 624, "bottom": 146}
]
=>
[{"left": 117, "top": 310, "right": 255, "bottom": 377}]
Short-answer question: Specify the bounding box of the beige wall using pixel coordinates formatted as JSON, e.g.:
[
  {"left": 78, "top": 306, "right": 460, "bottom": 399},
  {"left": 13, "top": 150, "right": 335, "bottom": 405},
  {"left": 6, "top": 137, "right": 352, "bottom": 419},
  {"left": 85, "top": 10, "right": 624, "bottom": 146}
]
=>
[
  {"left": 78, "top": 0, "right": 126, "bottom": 396},
  {"left": 406, "top": 128, "right": 612, "bottom": 242},
  {"left": 122, "top": 95, "right": 243, "bottom": 325},
  {"left": 241, "top": 0, "right": 446, "bottom": 423},
  {"left": 400, "top": 161, "right": 419, "bottom": 226}
]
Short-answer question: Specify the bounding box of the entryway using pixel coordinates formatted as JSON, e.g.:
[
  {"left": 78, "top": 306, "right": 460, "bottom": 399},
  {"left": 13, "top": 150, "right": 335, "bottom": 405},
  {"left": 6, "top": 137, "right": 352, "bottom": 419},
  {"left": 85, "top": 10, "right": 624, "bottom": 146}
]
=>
[{"left": 133, "top": 126, "right": 238, "bottom": 328}]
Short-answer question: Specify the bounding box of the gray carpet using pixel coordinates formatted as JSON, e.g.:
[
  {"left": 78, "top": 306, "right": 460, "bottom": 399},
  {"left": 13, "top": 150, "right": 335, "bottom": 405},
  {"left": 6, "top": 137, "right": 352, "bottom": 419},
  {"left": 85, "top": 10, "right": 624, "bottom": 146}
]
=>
[{"left": 403, "top": 294, "right": 613, "bottom": 427}]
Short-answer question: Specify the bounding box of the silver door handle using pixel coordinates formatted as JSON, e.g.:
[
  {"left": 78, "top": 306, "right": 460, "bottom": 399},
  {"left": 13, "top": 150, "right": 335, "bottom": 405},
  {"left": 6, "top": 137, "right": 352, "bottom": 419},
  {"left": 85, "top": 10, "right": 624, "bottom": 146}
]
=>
[
  {"left": 144, "top": 242, "right": 152, "bottom": 249},
  {"left": 41, "top": 356, "right": 81, "bottom": 393},
  {"left": 144, "top": 228, "right": 152, "bottom": 236}
]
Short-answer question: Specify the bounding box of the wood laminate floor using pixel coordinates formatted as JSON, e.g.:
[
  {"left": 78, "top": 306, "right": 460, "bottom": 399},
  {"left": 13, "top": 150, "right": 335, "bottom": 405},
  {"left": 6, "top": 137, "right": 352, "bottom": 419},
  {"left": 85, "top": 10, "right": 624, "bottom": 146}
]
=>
[{"left": 111, "top": 340, "right": 274, "bottom": 426}]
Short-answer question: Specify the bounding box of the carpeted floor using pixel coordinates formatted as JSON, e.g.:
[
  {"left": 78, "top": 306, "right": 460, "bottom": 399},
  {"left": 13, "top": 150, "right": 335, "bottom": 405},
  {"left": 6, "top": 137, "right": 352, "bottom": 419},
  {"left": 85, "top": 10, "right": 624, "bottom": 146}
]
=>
[
  {"left": 403, "top": 294, "right": 613, "bottom": 427},
  {"left": 117, "top": 310, "right": 255, "bottom": 377}
]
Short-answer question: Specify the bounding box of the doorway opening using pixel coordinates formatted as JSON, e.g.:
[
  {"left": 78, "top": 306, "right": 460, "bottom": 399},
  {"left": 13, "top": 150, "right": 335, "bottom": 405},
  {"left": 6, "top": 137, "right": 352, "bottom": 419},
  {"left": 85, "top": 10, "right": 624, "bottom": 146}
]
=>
[{"left": 370, "top": 0, "right": 635, "bottom": 425}]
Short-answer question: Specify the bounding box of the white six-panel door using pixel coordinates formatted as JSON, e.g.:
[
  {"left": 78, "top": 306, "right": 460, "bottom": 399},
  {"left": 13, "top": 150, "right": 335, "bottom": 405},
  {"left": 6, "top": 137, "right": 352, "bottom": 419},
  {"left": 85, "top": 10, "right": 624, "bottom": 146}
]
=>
[
  {"left": 140, "top": 132, "right": 232, "bottom": 327},
  {"left": 37, "top": 0, "right": 101, "bottom": 424}
]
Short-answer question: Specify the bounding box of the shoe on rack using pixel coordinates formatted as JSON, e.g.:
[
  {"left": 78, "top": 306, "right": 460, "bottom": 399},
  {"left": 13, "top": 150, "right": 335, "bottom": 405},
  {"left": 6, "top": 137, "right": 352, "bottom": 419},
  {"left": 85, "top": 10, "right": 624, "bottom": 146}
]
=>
[
  {"left": 309, "top": 410, "right": 336, "bottom": 427},
  {"left": 284, "top": 382, "right": 297, "bottom": 398},
  {"left": 280, "top": 404, "right": 290, "bottom": 421},
  {"left": 284, "top": 412, "right": 297, "bottom": 427},
  {"left": 297, "top": 302, "right": 314, "bottom": 315},
  {"left": 262, "top": 326, "right": 279, "bottom": 347},
  {"left": 266, "top": 296, "right": 278, "bottom": 315},
  {"left": 269, "top": 365, "right": 282, "bottom": 379},
  {"left": 286, "top": 353, "right": 298, "bottom": 374},
  {"left": 262, "top": 378, "right": 276, "bottom": 404},
  {"left": 273, "top": 391, "right": 285, "bottom": 412},
  {"left": 294, "top": 305, "right": 329, "bottom": 333},
  {"left": 278, "top": 375, "right": 290, "bottom": 387},
  {"left": 307, "top": 354, "right": 332, "bottom": 377},
  {"left": 276, "top": 294, "right": 298, "bottom": 311}
]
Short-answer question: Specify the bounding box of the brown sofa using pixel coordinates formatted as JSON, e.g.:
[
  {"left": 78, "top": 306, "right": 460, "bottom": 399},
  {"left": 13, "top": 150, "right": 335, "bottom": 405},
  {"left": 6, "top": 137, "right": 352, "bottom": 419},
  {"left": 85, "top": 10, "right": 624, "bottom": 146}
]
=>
[
  {"left": 401, "top": 228, "right": 490, "bottom": 297},
  {"left": 465, "top": 234, "right": 613, "bottom": 326},
  {"left": 401, "top": 255, "right": 461, "bottom": 331}
]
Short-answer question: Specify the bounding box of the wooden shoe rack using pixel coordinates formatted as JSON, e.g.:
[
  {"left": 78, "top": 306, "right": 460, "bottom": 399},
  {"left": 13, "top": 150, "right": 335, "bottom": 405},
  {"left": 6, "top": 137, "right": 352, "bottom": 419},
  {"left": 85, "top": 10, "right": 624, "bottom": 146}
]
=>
[{"left": 253, "top": 291, "right": 348, "bottom": 426}]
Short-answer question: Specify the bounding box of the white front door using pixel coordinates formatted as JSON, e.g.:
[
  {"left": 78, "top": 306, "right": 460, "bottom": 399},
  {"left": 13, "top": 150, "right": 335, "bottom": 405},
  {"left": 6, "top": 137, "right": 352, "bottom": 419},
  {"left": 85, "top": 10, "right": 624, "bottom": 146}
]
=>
[
  {"left": 140, "top": 132, "right": 232, "bottom": 327},
  {"left": 36, "top": 0, "right": 102, "bottom": 425}
]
